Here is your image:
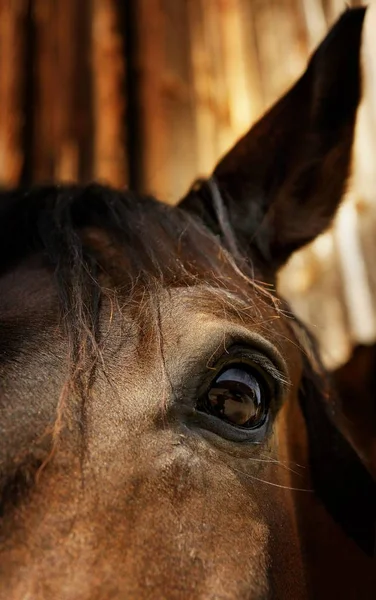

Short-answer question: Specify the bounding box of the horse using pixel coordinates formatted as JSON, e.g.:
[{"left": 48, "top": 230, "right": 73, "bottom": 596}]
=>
[{"left": 0, "top": 6, "right": 375, "bottom": 600}]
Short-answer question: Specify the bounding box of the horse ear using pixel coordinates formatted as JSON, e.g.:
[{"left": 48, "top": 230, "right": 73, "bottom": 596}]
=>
[{"left": 180, "top": 7, "right": 367, "bottom": 269}]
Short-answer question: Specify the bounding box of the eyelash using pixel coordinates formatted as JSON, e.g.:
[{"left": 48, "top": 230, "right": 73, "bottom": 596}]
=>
[
  {"left": 203, "top": 346, "right": 284, "bottom": 396},
  {"left": 175, "top": 344, "right": 286, "bottom": 413}
]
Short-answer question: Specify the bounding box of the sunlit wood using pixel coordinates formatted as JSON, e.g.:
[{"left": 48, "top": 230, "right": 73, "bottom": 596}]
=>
[{"left": 0, "top": 0, "right": 26, "bottom": 186}]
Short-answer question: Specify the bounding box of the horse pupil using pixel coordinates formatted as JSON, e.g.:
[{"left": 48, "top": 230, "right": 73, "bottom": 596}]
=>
[{"left": 207, "top": 367, "right": 264, "bottom": 428}]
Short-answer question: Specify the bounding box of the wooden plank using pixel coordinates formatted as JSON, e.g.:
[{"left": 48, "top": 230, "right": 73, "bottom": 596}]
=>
[
  {"left": 92, "top": 0, "right": 127, "bottom": 187},
  {"left": 0, "top": 0, "right": 27, "bottom": 186},
  {"left": 251, "top": 0, "right": 309, "bottom": 108},
  {"left": 196, "top": 0, "right": 234, "bottom": 160},
  {"left": 32, "top": 0, "right": 77, "bottom": 181},
  {"left": 162, "top": 0, "right": 196, "bottom": 202},
  {"left": 136, "top": 0, "right": 167, "bottom": 199},
  {"left": 136, "top": 0, "right": 198, "bottom": 202},
  {"left": 301, "top": 0, "right": 327, "bottom": 50},
  {"left": 216, "top": 0, "right": 254, "bottom": 140},
  {"left": 29, "top": 0, "right": 94, "bottom": 183},
  {"left": 187, "top": 0, "right": 219, "bottom": 177},
  {"left": 74, "top": 0, "right": 94, "bottom": 182}
]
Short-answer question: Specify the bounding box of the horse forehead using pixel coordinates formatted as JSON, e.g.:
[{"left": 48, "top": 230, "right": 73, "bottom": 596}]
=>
[
  {"left": 0, "top": 255, "right": 57, "bottom": 320},
  {"left": 149, "top": 287, "right": 301, "bottom": 369},
  {"left": 100, "top": 285, "right": 303, "bottom": 408}
]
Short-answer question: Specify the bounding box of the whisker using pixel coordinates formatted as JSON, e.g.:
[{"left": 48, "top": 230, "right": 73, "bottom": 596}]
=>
[
  {"left": 259, "top": 457, "right": 304, "bottom": 477},
  {"left": 259, "top": 451, "right": 306, "bottom": 471},
  {"left": 232, "top": 456, "right": 304, "bottom": 477},
  {"left": 231, "top": 466, "right": 313, "bottom": 493}
]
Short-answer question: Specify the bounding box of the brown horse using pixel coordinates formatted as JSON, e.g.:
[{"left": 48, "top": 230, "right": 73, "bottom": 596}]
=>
[{"left": 0, "top": 7, "right": 375, "bottom": 600}]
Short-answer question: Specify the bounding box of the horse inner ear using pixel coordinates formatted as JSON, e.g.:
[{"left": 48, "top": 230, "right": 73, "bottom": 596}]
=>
[{"left": 180, "top": 7, "right": 367, "bottom": 270}]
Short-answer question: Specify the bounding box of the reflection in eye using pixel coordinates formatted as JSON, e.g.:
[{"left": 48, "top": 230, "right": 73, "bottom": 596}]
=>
[{"left": 202, "top": 366, "right": 268, "bottom": 429}]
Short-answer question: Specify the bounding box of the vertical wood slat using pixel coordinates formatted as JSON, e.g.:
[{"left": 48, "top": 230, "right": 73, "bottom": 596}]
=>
[
  {"left": 31, "top": 0, "right": 97, "bottom": 183},
  {"left": 92, "top": 0, "right": 127, "bottom": 187},
  {"left": 163, "top": 0, "right": 196, "bottom": 202},
  {"left": 187, "top": 0, "right": 219, "bottom": 177},
  {"left": 204, "top": 0, "right": 239, "bottom": 158},
  {"left": 216, "top": 0, "right": 254, "bottom": 142},
  {"left": 136, "top": 0, "right": 197, "bottom": 203},
  {"left": 250, "top": 0, "right": 309, "bottom": 108},
  {"left": 249, "top": 0, "right": 282, "bottom": 107},
  {"left": 301, "top": 0, "right": 327, "bottom": 50},
  {"left": 32, "top": 0, "right": 79, "bottom": 181},
  {"left": 0, "top": 0, "right": 27, "bottom": 186},
  {"left": 74, "top": 0, "right": 95, "bottom": 182},
  {"left": 237, "top": 0, "right": 264, "bottom": 124},
  {"left": 136, "top": 0, "right": 167, "bottom": 199}
]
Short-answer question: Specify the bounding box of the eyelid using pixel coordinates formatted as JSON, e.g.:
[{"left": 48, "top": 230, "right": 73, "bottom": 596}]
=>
[
  {"left": 205, "top": 342, "right": 290, "bottom": 399},
  {"left": 234, "top": 349, "right": 290, "bottom": 391},
  {"left": 200, "top": 327, "right": 289, "bottom": 377}
]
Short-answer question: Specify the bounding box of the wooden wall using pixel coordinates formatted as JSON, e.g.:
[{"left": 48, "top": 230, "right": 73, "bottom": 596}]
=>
[
  {"left": 134, "top": 0, "right": 363, "bottom": 202},
  {"left": 0, "top": 0, "right": 362, "bottom": 196},
  {"left": 0, "top": 0, "right": 127, "bottom": 187}
]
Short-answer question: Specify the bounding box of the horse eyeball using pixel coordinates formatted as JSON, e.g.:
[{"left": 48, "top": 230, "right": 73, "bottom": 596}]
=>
[{"left": 205, "top": 366, "right": 267, "bottom": 428}]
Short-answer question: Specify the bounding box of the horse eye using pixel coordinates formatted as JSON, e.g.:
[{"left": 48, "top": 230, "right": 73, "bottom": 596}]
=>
[{"left": 199, "top": 366, "right": 268, "bottom": 429}]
